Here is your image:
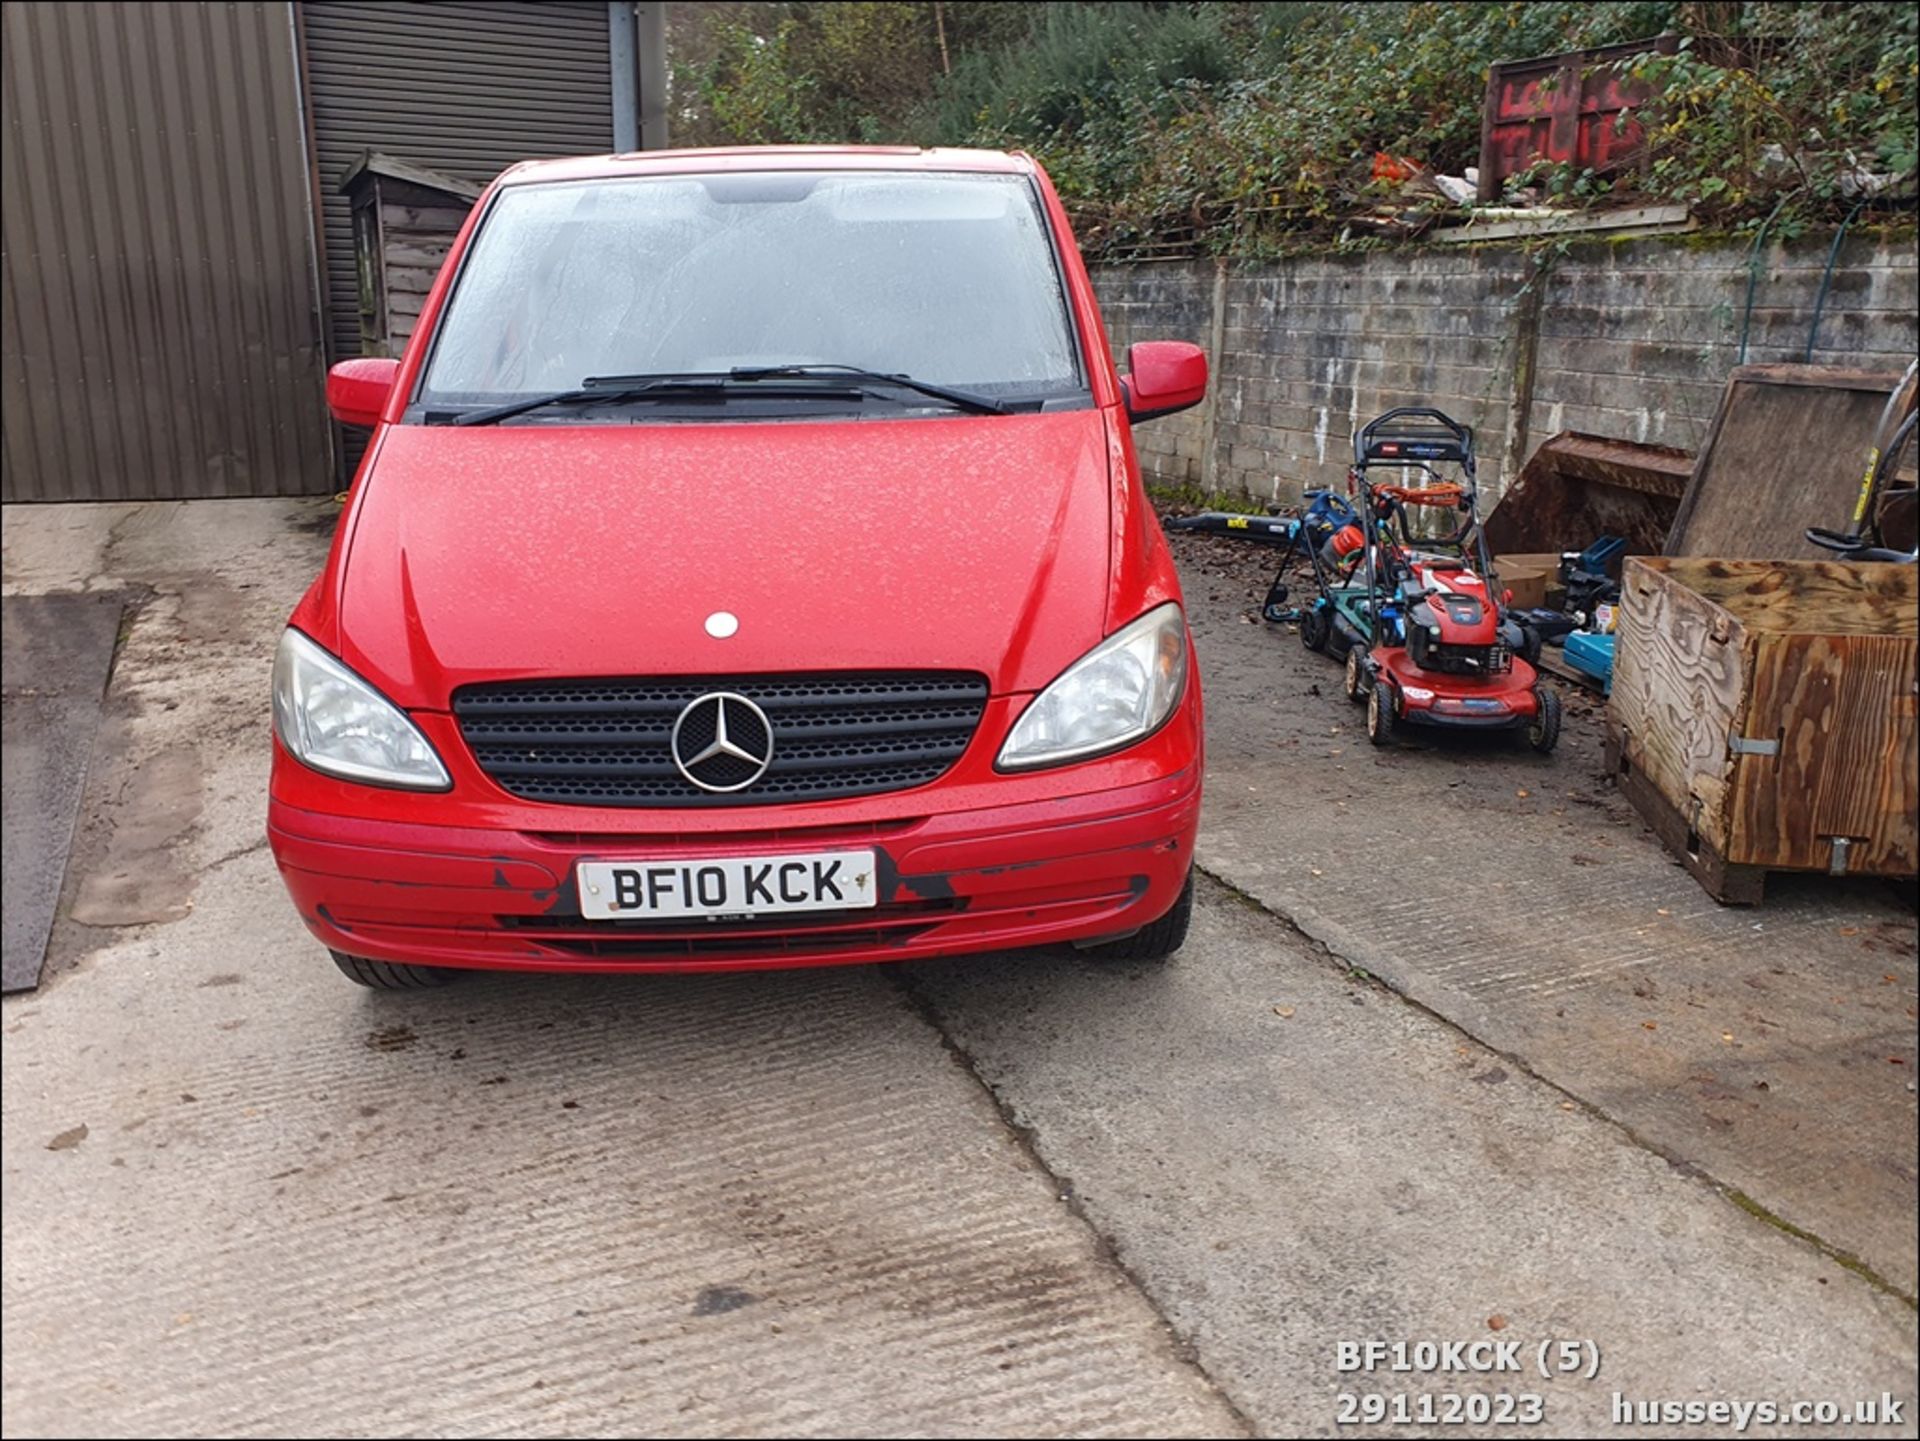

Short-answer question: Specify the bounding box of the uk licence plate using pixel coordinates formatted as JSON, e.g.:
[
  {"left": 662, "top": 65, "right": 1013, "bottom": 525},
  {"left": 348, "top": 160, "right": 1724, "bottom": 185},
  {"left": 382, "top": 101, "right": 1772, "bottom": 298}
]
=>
[{"left": 575, "top": 849, "right": 878, "bottom": 921}]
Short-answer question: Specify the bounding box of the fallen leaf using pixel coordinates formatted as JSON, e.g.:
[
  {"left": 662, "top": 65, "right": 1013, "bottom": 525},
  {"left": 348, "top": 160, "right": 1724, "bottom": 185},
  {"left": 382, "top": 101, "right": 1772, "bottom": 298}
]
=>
[
  {"left": 1839, "top": 926, "right": 1859, "bottom": 937},
  {"left": 1642, "top": 1021, "right": 1658, "bottom": 1031},
  {"left": 1274, "top": 1005, "right": 1296, "bottom": 1018},
  {"left": 46, "top": 1124, "right": 88, "bottom": 1152},
  {"left": 1487, "top": 1315, "right": 1508, "bottom": 1331}
]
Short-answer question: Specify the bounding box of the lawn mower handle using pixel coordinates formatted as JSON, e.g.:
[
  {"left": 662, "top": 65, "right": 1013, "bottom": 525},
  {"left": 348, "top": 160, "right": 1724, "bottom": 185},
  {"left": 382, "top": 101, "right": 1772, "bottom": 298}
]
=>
[{"left": 1354, "top": 407, "right": 1474, "bottom": 466}]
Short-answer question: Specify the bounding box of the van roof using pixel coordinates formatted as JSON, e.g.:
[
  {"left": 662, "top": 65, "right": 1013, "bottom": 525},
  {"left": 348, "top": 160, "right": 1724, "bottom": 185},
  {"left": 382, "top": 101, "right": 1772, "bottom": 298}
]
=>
[{"left": 496, "top": 145, "right": 1033, "bottom": 188}]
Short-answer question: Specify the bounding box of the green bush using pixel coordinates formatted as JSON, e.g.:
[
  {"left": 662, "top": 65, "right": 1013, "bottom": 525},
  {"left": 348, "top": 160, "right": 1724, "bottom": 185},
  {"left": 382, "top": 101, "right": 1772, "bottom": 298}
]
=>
[{"left": 676, "top": 1, "right": 1920, "bottom": 255}]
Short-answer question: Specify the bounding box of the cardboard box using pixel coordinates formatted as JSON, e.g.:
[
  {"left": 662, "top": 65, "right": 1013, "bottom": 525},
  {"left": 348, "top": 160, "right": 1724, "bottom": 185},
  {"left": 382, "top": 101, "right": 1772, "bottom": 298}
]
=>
[{"left": 1495, "top": 552, "right": 1566, "bottom": 610}]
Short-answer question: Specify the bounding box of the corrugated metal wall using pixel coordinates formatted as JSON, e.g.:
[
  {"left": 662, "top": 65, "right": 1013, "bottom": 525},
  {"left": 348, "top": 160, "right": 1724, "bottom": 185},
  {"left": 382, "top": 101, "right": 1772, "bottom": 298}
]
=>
[
  {"left": 1, "top": 1, "right": 332, "bottom": 502},
  {"left": 299, "top": 0, "right": 614, "bottom": 378}
]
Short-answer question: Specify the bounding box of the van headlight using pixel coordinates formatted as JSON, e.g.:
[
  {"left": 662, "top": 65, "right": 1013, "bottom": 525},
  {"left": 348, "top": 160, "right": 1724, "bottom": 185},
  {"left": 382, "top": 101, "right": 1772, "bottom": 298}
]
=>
[
  {"left": 998, "top": 602, "right": 1188, "bottom": 770},
  {"left": 271, "top": 629, "right": 451, "bottom": 789}
]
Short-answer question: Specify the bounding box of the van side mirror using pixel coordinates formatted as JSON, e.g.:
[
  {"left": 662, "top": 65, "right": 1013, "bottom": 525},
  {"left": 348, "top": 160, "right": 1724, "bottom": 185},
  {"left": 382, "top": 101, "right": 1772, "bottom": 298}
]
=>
[
  {"left": 1121, "top": 341, "right": 1208, "bottom": 423},
  {"left": 327, "top": 357, "right": 400, "bottom": 429}
]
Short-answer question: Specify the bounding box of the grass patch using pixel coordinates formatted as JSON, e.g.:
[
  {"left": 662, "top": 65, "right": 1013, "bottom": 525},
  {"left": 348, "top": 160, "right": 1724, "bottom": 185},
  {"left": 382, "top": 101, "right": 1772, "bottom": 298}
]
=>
[{"left": 1146, "top": 480, "right": 1268, "bottom": 514}]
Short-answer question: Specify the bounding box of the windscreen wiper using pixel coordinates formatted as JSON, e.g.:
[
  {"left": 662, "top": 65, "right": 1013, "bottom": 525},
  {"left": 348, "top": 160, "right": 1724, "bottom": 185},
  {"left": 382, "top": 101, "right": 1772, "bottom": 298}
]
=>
[
  {"left": 449, "top": 373, "right": 735, "bottom": 427},
  {"left": 728, "top": 365, "right": 1009, "bottom": 416},
  {"left": 448, "top": 365, "right": 999, "bottom": 426}
]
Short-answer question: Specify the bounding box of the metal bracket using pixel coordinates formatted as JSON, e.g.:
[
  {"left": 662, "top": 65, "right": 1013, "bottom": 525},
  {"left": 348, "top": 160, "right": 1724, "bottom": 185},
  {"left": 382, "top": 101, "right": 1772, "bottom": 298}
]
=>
[
  {"left": 1828, "top": 837, "right": 1853, "bottom": 876},
  {"left": 1728, "top": 734, "right": 1780, "bottom": 757}
]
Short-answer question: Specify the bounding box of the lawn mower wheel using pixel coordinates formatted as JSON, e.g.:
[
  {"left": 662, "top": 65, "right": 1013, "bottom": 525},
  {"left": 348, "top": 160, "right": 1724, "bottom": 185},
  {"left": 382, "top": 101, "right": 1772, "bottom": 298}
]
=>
[
  {"left": 1301, "top": 605, "right": 1331, "bottom": 652},
  {"left": 1367, "top": 680, "right": 1397, "bottom": 746},
  {"left": 1345, "top": 647, "right": 1370, "bottom": 704},
  {"left": 1527, "top": 685, "right": 1562, "bottom": 754}
]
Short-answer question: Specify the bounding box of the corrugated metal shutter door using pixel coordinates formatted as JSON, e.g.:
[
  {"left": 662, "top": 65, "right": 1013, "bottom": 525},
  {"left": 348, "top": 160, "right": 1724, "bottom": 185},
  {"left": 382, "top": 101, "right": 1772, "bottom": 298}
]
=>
[
  {"left": 1, "top": 1, "right": 331, "bottom": 502},
  {"left": 299, "top": 1, "right": 614, "bottom": 395}
]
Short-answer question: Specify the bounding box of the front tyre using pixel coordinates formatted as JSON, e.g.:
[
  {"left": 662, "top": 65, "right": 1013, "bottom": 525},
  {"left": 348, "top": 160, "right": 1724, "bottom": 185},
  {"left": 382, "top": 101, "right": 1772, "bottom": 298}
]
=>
[
  {"left": 330, "top": 950, "right": 463, "bottom": 990},
  {"left": 1527, "top": 686, "right": 1562, "bottom": 754},
  {"left": 1081, "top": 870, "right": 1194, "bottom": 963},
  {"left": 1301, "top": 605, "right": 1331, "bottom": 653},
  {"left": 1367, "top": 680, "right": 1397, "bottom": 747},
  {"left": 1345, "top": 646, "right": 1370, "bottom": 704}
]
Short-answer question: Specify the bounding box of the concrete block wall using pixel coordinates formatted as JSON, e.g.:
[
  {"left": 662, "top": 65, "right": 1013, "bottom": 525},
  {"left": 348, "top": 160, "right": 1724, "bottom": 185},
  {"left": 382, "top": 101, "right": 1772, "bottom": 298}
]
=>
[{"left": 1093, "top": 230, "right": 1918, "bottom": 505}]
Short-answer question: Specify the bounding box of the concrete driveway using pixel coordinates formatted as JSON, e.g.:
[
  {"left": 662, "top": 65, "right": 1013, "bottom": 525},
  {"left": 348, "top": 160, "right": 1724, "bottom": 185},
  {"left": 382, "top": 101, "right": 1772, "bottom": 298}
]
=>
[{"left": 3, "top": 501, "right": 1914, "bottom": 1437}]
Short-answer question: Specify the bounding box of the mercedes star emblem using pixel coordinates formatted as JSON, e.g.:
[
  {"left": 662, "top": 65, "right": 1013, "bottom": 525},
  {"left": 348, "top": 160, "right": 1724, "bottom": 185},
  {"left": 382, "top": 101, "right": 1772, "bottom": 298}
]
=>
[{"left": 670, "top": 691, "right": 775, "bottom": 793}]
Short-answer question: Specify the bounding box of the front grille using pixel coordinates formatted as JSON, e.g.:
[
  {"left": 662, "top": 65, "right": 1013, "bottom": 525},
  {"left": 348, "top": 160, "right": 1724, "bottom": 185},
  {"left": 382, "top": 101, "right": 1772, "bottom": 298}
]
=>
[
  {"left": 496, "top": 897, "right": 964, "bottom": 956},
  {"left": 504, "top": 926, "right": 944, "bottom": 959},
  {"left": 520, "top": 818, "right": 920, "bottom": 848},
  {"left": 453, "top": 672, "right": 989, "bottom": 807}
]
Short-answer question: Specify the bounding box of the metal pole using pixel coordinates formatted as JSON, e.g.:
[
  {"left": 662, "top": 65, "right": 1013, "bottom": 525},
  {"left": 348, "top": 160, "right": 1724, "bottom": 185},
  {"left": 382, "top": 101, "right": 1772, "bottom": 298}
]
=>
[
  {"left": 609, "top": 2, "right": 639, "bottom": 151},
  {"left": 636, "top": 2, "right": 669, "bottom": 150}
]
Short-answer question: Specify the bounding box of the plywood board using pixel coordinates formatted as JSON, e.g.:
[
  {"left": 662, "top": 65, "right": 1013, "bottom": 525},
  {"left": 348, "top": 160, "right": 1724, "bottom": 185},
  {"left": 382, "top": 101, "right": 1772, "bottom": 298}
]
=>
[
  {"left": 1657, "top": 557, "right": 1918, "bottom": 637},
  {"left": 1614, "top": 557, "right": 1918, "bottom": 888},
  {"left": 1611, "top": 558, "right": 1749, "bottom": 854},
  {"left": 1731, "top": 632, "right": 1919, "bottom": 874},
  {"left": 1665, "top": 365, "right": 1906, "bottom": 561}
]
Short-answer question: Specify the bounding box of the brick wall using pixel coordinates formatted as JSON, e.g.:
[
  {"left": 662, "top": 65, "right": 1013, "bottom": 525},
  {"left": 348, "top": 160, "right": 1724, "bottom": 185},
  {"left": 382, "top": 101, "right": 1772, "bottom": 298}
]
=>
[{"left": 1093, "top": 230, "right": 1918, "bottom": 504}]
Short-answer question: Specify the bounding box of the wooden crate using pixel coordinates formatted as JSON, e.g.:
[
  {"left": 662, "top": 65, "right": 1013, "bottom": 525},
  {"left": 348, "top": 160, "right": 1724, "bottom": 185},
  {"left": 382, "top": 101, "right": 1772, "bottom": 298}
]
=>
[{"left": 1606, "top": 557, "right": 1917, "bottom": 903}]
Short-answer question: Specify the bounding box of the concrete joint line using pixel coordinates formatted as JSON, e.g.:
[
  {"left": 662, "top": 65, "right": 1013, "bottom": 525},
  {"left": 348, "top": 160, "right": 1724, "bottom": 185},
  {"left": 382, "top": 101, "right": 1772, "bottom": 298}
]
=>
[
  {"left": 890, "top": 969, "right": 1262, "bottom": 1437},
  {"left": 1188, "top": 859, "right": 1920, "bottom": 1313}
]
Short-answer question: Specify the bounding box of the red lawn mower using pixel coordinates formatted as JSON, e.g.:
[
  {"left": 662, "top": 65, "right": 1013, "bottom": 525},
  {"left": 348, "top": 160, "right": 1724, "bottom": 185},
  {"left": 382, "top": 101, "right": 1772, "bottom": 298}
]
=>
[{"left": 1340, "top": 409, "right": 1561, "bottom": 754}]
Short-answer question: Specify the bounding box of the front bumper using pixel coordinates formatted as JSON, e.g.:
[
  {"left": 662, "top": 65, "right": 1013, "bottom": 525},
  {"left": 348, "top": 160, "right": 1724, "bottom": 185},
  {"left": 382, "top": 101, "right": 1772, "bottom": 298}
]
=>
[
  {"left": 268, "top": 693, "right": 1202, "bottom": 973},
  {"left": 1376, "top": 649, "right": 1540, "bottom": 730}
]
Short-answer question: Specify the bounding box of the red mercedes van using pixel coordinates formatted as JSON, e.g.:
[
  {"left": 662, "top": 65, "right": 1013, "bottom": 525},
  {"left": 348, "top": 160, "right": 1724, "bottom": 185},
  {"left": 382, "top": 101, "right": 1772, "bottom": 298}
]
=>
[{"left": 269, "top": 147, "right": 1207, "bottom": 988}]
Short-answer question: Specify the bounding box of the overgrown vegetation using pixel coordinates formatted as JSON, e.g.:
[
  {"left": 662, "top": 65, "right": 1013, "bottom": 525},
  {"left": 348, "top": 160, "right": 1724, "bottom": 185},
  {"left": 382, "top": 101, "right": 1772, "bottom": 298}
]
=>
[{"left": 674, "top": 1, "right": 1918, "bottom": 256}]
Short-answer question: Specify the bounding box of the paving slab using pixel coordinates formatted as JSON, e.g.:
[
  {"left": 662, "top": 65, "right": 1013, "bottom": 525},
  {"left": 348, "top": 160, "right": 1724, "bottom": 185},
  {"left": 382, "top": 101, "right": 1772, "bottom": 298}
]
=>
[
  {"left": 909, "top": 878, "right": 1919, "bottom": 1438},
  {"left": 2, "top": 592, "right": 125, "bottom": 992},
  {"left": 2, "top": 913, "right": 1241, "bottom": 1437},
  {"left": 1168, "top": 525, "right": 1920, "bottom": 1298}
]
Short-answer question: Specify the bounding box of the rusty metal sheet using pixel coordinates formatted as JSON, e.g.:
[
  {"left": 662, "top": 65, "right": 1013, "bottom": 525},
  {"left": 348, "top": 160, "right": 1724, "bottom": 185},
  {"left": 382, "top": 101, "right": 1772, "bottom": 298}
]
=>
[
  {"left": 1478, "top": 36, "right": 1678, "bottom": 203},
  {"left": 1484, "top": 431, "right": 1691, "bottom": 558}
]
